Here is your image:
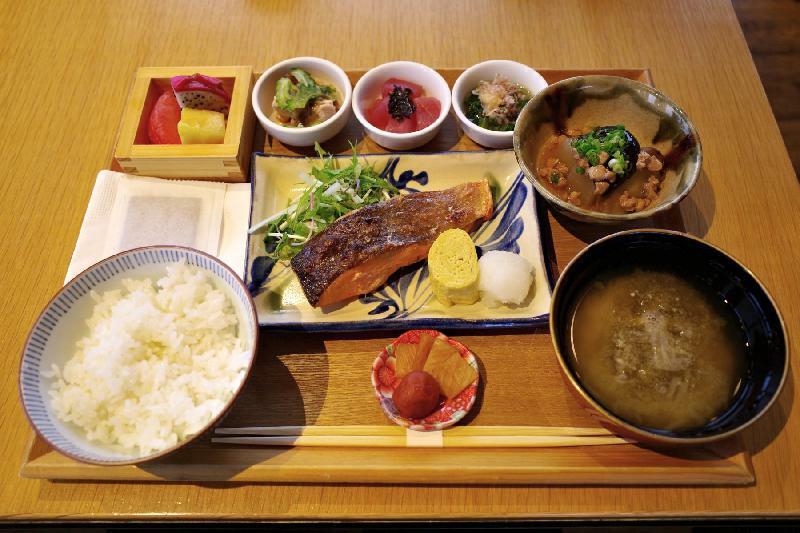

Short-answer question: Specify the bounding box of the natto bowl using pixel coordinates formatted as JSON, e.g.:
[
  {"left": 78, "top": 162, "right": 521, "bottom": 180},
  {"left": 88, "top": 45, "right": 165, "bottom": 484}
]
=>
[
  {"left": 18, "top": 246, "right": 259, "bottom": 465},
  {"left": 513, "top": 75, "right": 702, "bottom": 224},
  {"left": 550, "top": 230, "right": 788, "bottom": 445}
]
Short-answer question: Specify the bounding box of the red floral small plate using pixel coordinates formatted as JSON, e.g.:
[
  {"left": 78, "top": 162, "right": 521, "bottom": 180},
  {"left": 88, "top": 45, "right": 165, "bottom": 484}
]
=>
[{"left": 371, "top": 329, "right": 480, "bottom": 432}]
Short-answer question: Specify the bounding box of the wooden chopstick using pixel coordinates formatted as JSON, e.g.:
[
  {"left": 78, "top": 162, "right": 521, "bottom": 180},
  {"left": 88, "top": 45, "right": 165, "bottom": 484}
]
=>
[
  {"left": 214, "top": 425, "right": 616, "bottom": 437},
  {"left": 211, "top": 425, "right": 629, "bottom": 448},
  {"left": 210, "top": 434, "right": 629, "bottom": 448}
]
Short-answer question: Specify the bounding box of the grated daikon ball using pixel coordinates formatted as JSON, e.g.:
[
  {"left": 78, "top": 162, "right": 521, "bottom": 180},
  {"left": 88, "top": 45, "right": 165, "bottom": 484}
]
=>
[{"left": 477, "top": 250, "right": 534, "bottom": 307}]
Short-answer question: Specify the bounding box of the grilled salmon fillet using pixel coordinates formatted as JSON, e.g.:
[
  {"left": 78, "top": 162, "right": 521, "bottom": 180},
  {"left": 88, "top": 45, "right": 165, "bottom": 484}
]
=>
[{"left": 291, "top": 180, "right": 494, "bottom": 307}]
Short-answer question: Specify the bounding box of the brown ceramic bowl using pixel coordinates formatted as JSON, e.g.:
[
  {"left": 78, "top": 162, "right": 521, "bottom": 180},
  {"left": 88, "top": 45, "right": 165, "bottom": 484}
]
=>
[
  {"left": 549, "top": 230, "right": 788, "bottom": 446},
  {"left": 513, "top": 75, "right": 702, "bottom": 224}
]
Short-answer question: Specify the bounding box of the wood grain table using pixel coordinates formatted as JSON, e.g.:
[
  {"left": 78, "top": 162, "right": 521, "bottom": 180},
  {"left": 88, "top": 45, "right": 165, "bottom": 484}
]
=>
[{"left": 1, "top": 0, "right": 799, "bottom": 522}]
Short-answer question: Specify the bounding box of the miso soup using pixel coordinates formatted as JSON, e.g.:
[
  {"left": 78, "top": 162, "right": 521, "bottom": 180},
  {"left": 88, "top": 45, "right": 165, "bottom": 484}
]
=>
[{"left": 568, "top": 268, "right": 746, "bottom": 431}]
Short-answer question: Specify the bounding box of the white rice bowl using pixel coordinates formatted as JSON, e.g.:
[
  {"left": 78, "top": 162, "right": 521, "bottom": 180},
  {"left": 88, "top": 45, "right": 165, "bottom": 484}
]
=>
[{"left": 44, "top": 262, "right": 251, "bottom": 457}]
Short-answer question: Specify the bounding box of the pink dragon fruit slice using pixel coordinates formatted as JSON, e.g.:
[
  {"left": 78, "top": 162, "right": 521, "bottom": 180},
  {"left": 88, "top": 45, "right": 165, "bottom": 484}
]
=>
[{"left": 171, "top": 74, "right": 232, "bottom": 115}]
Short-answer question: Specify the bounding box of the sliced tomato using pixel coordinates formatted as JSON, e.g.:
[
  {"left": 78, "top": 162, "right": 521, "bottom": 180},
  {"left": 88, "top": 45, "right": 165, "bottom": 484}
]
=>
[
  {"left": 381, "top": 78, "right": 424, "bottom": 98},
  {"left": 414, "top": 96, "right": 441, "bottom": 130},
  {"left": 385, "top": 115, "right": 417, "bottom": 133},
  {"left": 365, "top": 96, "right": 391, "bottom": 130},
  {"left": 147, "top": 91, "right": 182, "bottom": 144}
]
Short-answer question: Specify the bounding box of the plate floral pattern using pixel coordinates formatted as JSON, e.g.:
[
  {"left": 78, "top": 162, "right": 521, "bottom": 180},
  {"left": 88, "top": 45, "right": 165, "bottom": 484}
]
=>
[
  {"left": 246, "top": 150, "right": 553, "bottom": 331},
  {"left": 371, "top": 330, "right": 479, "bottom": 432}
]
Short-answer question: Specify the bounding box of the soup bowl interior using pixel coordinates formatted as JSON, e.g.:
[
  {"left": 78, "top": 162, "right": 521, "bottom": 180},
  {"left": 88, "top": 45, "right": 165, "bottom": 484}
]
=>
[
  {"left": 550, "top": 230, "right": 787, "bottom": 444},
  {"left": 513, "top": 76, "right": 702, "bottom": 223}
]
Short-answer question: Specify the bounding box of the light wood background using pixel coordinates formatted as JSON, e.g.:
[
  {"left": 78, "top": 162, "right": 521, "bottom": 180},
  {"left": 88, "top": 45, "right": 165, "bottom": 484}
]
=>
[{"left": 1, "top": 0, "right": 799, "bottom": 521}]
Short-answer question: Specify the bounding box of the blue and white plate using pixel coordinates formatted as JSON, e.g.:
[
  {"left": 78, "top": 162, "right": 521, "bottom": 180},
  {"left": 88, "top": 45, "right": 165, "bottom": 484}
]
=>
[{"left": 246, "top": 150, "right": 553, "bottom": 331}]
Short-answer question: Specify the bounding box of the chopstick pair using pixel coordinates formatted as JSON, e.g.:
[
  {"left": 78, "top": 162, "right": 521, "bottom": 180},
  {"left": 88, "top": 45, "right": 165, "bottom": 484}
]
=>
[{"left": 211, "top": 425, "right": 631, "bottom": 448}]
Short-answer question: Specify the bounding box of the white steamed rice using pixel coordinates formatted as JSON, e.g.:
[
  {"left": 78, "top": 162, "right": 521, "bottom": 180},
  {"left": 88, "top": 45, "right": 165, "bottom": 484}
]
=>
[{"left": 45, "top": 262, "right": 251, "bottom": 456}]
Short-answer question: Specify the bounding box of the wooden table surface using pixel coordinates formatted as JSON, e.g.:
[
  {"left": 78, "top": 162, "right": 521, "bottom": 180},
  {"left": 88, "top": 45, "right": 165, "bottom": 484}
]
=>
[{"left": 1, "top": 0, "right": 799, "bottom": 522}]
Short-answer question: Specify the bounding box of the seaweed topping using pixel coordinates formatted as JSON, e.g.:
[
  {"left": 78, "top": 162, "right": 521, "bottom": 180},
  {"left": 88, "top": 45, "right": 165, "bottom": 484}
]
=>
[{"left": 388, "top": 85, "right": 416, "bottom": 121}]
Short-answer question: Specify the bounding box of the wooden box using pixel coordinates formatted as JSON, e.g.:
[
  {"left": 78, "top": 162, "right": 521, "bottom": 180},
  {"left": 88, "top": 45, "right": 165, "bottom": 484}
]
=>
[{"left": 114, "top": 66, "right": 254, "bottom": 182}]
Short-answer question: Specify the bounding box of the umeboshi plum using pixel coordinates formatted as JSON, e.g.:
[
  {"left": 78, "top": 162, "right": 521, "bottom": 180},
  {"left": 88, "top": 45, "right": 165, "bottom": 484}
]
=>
[{"left": 393, "top": 370, "right": 440, "bottom": 419}]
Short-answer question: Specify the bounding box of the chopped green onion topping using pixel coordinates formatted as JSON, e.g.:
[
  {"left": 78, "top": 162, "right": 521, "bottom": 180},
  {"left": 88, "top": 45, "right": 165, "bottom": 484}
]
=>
[{"left": 571, "top": 125, "right": 632, "bottom": 175}]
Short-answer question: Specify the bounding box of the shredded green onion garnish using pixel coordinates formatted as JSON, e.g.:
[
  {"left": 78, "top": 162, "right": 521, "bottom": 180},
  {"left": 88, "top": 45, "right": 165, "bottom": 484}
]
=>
[{"left": 249, "top": 143, "right": 400, "bottom": 262}]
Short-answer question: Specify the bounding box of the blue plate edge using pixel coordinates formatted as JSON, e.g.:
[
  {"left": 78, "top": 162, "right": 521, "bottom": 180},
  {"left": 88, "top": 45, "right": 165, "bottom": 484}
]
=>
[{"left": 257, "top": 313, "right": 550, "bottom": 331}]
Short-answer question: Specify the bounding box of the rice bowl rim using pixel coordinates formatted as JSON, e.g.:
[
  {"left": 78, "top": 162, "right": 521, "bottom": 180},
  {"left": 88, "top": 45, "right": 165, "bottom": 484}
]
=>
[{"left": 18, "top": 245, "right": 260, "bottom": 466}]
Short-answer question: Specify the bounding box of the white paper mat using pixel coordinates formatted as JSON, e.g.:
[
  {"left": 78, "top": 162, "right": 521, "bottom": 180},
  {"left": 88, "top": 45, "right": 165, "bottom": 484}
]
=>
[{"left": 66, "top": 170, "right": 250, "bottom": 282}]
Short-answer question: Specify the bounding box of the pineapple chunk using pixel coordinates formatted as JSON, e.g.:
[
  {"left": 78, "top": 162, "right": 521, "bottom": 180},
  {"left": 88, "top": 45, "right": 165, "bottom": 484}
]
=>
[{"left": 177, "top": 108, "right": 226, "bottom": 144}]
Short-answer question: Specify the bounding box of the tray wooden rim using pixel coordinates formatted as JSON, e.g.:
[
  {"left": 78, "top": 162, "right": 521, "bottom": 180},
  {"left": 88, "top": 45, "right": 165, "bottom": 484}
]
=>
[
  {"left": 21, "top": 431, "right": 753, "bottom": 485},
  {"left": 22, "top": 66, "right": 753, "bottom": 486}
]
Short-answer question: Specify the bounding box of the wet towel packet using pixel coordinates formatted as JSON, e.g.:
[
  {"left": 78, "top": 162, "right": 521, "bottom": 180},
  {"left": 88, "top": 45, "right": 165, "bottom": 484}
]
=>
[
  {"left": 66, "top": 170, "right": 250, "bottom": 281},
  {"left": 103, "top": 175, "right": 224, "bottom": 257}
]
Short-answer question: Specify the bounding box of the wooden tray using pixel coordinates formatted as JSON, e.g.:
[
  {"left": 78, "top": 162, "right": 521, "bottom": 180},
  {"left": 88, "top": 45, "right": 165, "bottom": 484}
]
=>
[{"left": 21, "top": 68, "right": 754, "bottom": 485}]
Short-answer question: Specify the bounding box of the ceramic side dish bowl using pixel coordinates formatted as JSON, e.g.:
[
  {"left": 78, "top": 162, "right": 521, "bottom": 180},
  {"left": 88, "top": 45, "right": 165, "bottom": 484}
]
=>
[
  {"left": 550, "top": 230, "right": 788, "bottom": 445},
  {"left": 372, "top": 330, "right": 479, "bottom": 431},
  {"left": 513, "top": 75, "right": 702, "bottom": 223},
  {"left": 19, "top": 246, "right": 259, "bottom": 465},
  {"left": 452, "top": 60, "right": 548, "bottom": 149},
  {"left": 252, "top": 57, "right": 352, "bottom": 147},
  {"left": 352, "top": 61, "right": 451, "bottom": 151}
]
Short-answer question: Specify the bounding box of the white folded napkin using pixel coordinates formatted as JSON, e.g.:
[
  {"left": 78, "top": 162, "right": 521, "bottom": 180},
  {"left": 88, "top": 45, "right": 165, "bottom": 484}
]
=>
[{"left": 66, "top": 170, "right": 251, "bottom": 282}]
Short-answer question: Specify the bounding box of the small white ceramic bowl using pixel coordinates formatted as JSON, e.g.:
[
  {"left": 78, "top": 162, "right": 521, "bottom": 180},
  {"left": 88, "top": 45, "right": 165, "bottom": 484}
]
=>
[
  {"left": 452, "top": 60, "right": 548, "bottom": 149},
  {"left": 253, "top": 57, "right": 352, "bottom": 147},
  {"left": 352, "top": 61, "right": 451, "bottom": 151},
  {"left": 18, "top": 246, "right": 258, "bottom": 465}
]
